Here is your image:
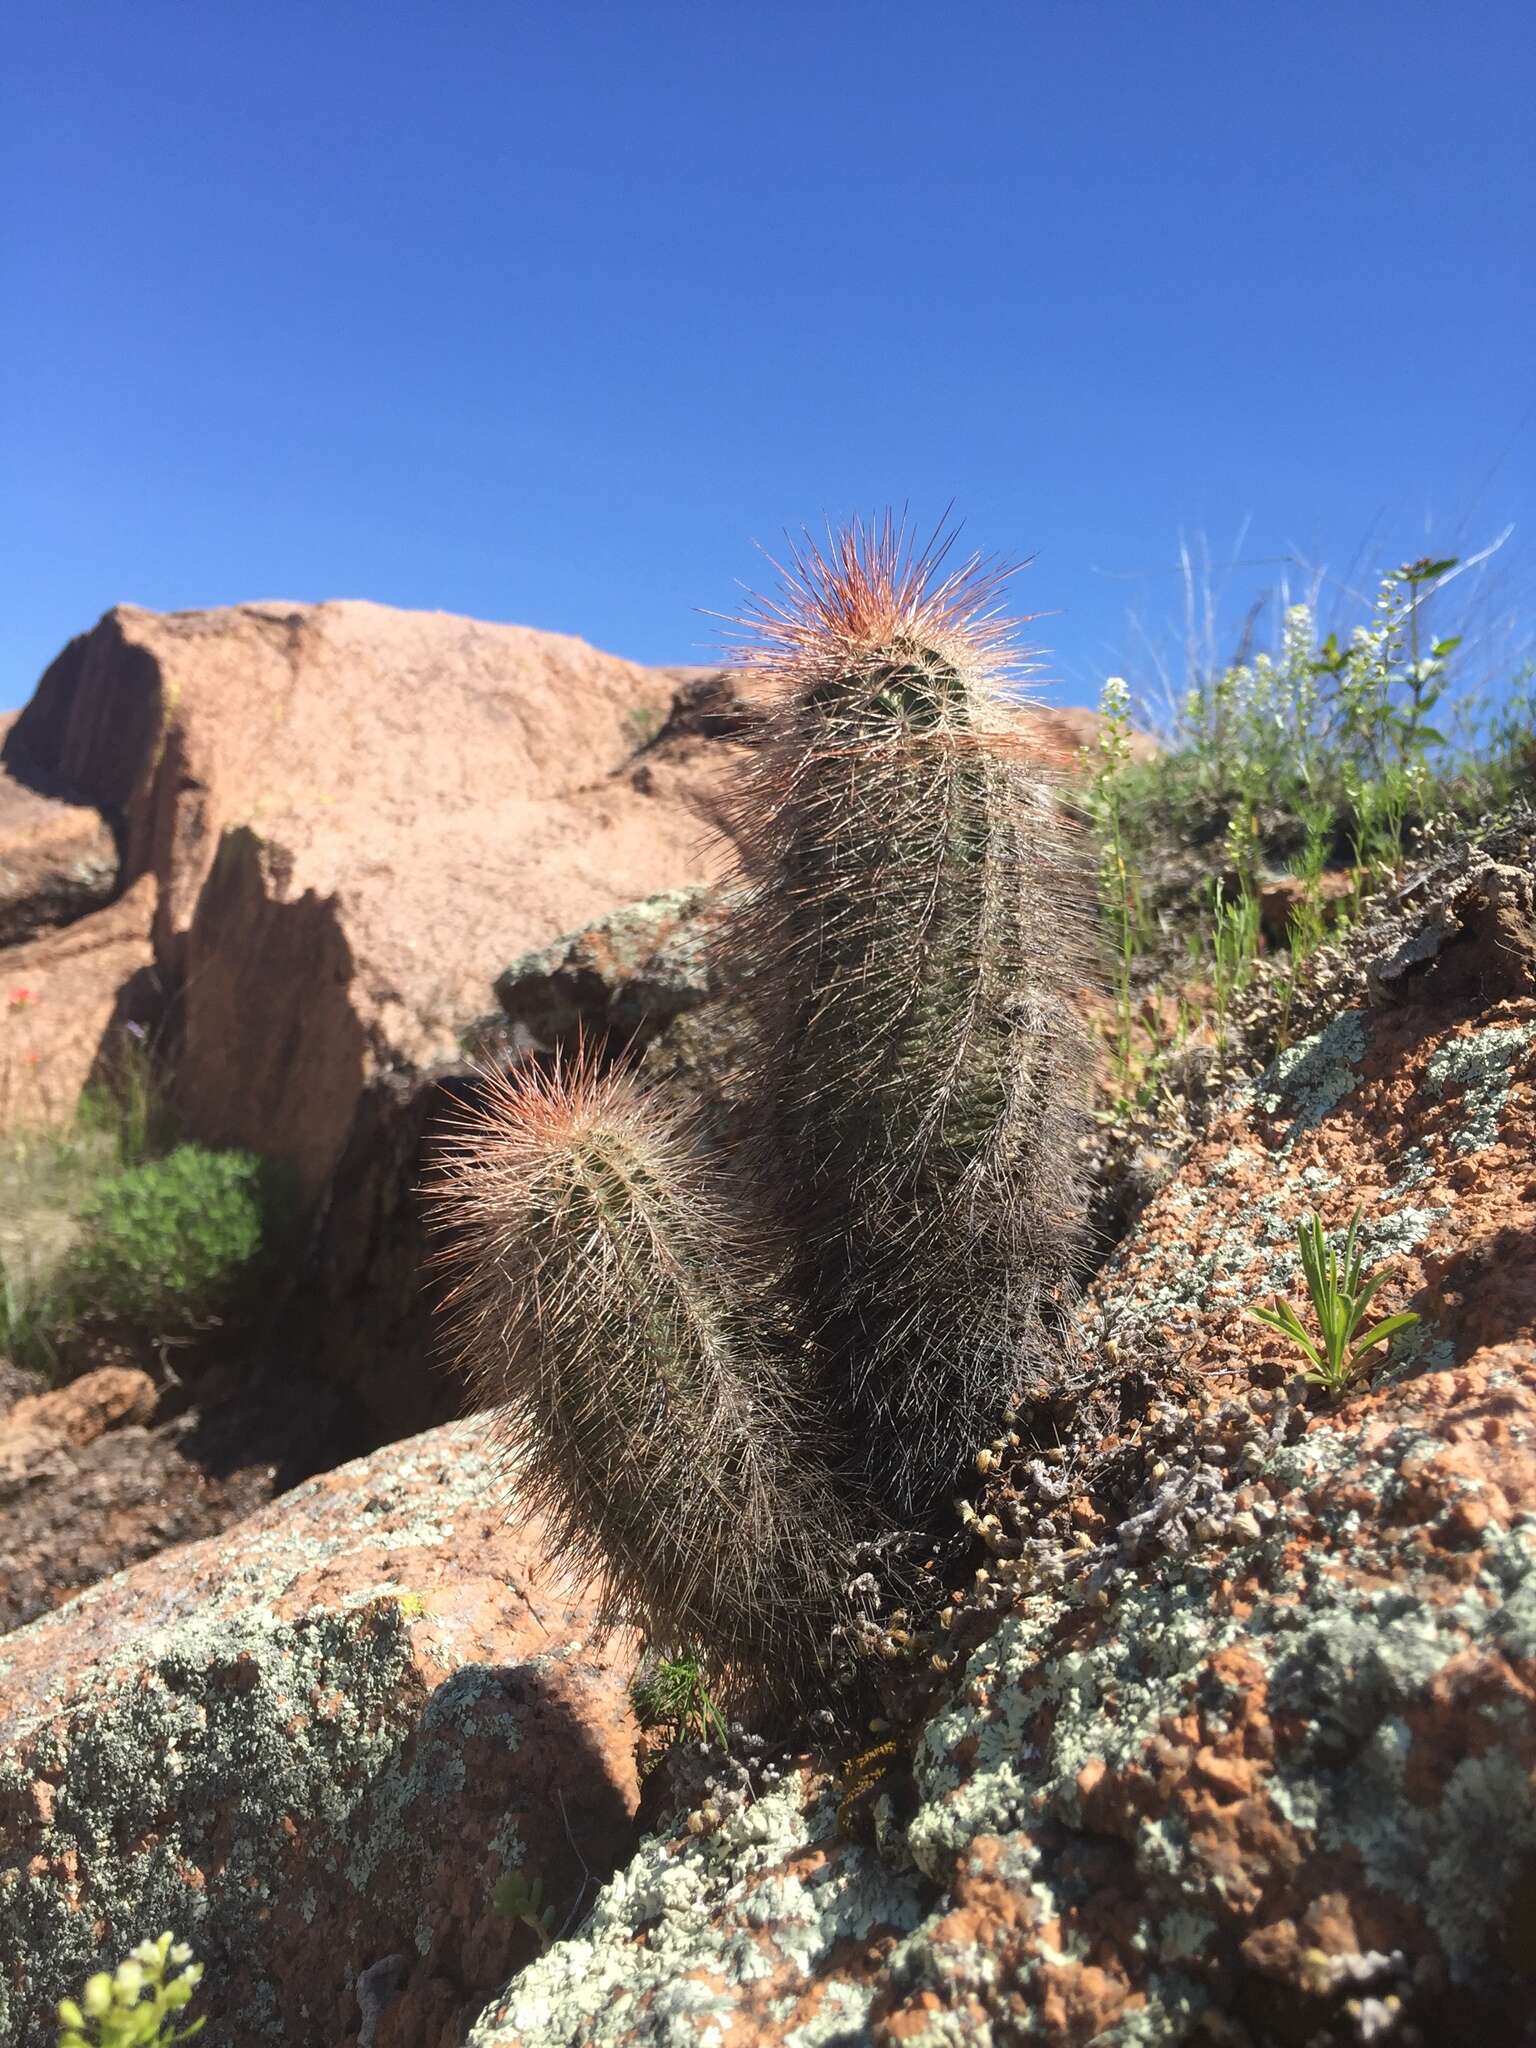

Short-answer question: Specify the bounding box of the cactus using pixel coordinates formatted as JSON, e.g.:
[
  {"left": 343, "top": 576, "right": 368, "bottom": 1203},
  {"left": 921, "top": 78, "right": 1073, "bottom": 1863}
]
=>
[
  {"left": 431, "top": 515, "right": 1091, "bottom": 1692},
  {"left": 428, "top": 1047, "right": 850, "bottom": 1689},
  {"left": 721, "top": 514, "right": 1092, "bottom": 1512}
]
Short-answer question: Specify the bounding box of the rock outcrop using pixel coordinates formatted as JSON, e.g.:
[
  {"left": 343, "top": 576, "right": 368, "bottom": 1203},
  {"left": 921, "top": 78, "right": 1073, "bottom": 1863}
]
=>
[
  {"left": 0, "top": 720, "right": 116, "bottom": 949},
  {"left": 0, "top": 1419, "right": 640, "bottom": 2048},
  {"left": 0, "top": 877, "right": 156, "bottom": 1133},
  {"left": 1, "top": 602, "right": 752, "bottom": 1193}
]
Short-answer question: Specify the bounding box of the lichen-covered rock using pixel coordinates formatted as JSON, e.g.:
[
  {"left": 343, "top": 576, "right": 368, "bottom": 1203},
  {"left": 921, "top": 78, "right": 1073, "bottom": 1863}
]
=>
[
  {"left": 466, "top": 1776, "right": 930, "bottom": 2048},
  {"left": 0, "top": 1419, "right": 640, "bottom": 2048},
  {"left": 884, "top": 1338, "right": 1536, "bottom": 2045},
  {"left": 488, "top": 881, "right": 764, "bottom": 1149},
  {"left": 492, "top": 883, "right": 729, "bottom": 1054},
  {"left": 465, "top": 871, "right": 1536, "bottom": 2046}
]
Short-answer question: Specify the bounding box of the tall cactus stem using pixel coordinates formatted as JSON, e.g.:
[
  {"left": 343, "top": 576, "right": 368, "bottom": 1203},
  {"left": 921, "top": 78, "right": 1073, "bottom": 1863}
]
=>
[{"left": 721, "top": 514, "right": 1094, "bottom": 1513}]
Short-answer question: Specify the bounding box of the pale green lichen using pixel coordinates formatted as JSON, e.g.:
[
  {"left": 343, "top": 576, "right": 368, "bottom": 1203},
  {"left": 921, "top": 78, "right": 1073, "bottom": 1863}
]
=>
[
  {"left": 1361, "top": 1204, "right": 1449, "bottom": 1260},
  {"left": 1156, "top": 1908, "right": 1216, "bottom": 1962},
  {"left": 464, "top": 1782, "right": 927, "bottom": 2046},
  {"left": 1093, "top": 1975, "right": 1209, "bottom": 2044},
  {"left": 1424, "top": 1021, "right": 1535, "bottom": 1154},
  {"left": 1479, "top": 1516, "right": 1536, "bottom": 1663},
  {"left": 494, "top": 884, "right": 720, "bottom": 1024},
  {"left": 1208, "top": 1146, "right": 1253, "bottom": 1183},
  {"left": 1258, "top": 1009, "right": 1368, "bottom": 1143},
  {"left": 1378, "top": 1319, "right": 1457, "bottom": 1386}
]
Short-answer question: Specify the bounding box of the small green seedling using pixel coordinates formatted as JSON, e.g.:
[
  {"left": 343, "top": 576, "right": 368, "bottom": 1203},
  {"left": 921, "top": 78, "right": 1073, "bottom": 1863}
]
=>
[
  {"left": 56, "top": 1932, "right": 205, "bottom": 2048},
  {"left": 1249, "top": 1207, "right": 1419, "bottom": 1396},
  {"left": 631, "top": 1651, "right": 731, "bottom": 1749},
  {"left": 491, "top": 1868, "right": 557, "bottom": 1949}
]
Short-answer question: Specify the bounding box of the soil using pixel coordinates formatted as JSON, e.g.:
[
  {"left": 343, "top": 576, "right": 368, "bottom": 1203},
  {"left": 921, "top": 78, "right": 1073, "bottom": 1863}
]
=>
[{"left": 0, "top": 1355, "right": 357, "bottom": 1636}]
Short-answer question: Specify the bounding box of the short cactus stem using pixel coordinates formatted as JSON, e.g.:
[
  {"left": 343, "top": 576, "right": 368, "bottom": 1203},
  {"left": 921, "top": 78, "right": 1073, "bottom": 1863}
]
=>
[{"left": 427, "top": 1047, "right": 849, "bottom": 1693}]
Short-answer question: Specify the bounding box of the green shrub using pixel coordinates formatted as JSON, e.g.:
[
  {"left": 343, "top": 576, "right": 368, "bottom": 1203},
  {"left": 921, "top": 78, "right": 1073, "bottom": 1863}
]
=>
[
  {"left": 64, "top": 1145, "right": 280, "bottom": 1331},
  {"left": 1079, "top": 551, "right": 1532, "bottom": 1094}
]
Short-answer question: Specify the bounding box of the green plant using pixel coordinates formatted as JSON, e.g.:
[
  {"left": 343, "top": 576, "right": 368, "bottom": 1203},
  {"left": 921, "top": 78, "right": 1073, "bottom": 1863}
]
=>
[
  {"left": 1274, "top": 799, "right": 1336, "bottom": 1050},
  {"left": 1346, "top": 759, "right": 1422, "bottom": 892},
  {"left": 1074, "top": 548, "right": 1533, "bottom": 1122},
  {"left": 64, "top": 1145, "right": 280, "bottom": 1331},
  {"left": 0, "top": 1116, "right": 125, "bottom": 1375},
  {"left": 76, "top": 1025, "right": 172, "bottom": 1170},
  {"left": 1326, "top": 556, "right": 1458, "bottom": 778},
  {"left": 631, "top": 1650, "right": 730, "bottom": 1747},
  {"left": 1089, "top": 675, "right": 1144, "bottom": 1108},
  {"left": 1442, "top": 666, "right": 1536, "bottom": 814},
  {"left": 1099, "top": 554, "right": 1499, "bottom": 900},
  {"left": 1222, "top": 799, "right": 1262, "bottom": 896},
  {"left": 0, "top": 1256, "right": 64, "bottom": 1374},
  {"left": 1206, "top": 875, "right": 1260, "bottom": 1076},
  {"left": 56, "top": 1932, "right": 205, "bottom": 2047},
  {"left": 491, "top": 1868, "right": 557, "bottom": 1950},
  {"left": 0, "top": 1026, "right": 218, "bottom": 1371},
  {"left": 624, "top": 703, "right": 663, "bottom": 749},
  {"left": 1247, "top": 1207, "right": 1420, "bottom": 1396}
]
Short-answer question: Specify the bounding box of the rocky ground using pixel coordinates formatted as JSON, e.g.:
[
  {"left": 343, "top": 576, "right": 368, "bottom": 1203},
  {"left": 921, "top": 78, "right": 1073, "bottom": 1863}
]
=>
[
  {"left": 0, "top": 1421, "right": 641, "bottom": 2047},
  {"left": 1, "top": 598, "right": 1532, "bottom": 2046},
  {"left": 0, "top": 1360, "right": 350, "bottom": 1636},
  {"left": 464, "top": 822, "right": 1536, "bottom": 2048}
]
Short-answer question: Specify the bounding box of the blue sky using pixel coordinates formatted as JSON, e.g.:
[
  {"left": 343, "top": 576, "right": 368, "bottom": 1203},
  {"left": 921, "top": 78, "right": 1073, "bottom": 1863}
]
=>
[{"left": 5, "top": 2, "right": 1533, "bottom": 715}]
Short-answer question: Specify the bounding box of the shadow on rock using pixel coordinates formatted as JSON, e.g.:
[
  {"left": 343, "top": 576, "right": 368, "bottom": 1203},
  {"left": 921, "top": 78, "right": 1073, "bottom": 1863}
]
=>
[{"left": 332, "top": 1661, "right": 642, "bottom": 2048}]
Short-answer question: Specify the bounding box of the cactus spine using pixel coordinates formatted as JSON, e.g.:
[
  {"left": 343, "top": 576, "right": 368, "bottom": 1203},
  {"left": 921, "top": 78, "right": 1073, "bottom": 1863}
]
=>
[
  {"left": 431, "top": 517, "right": 1090, "bottom": 1693},
  {"left": 429, "top": 1049, "right": 847, "bottom": 1687}
]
